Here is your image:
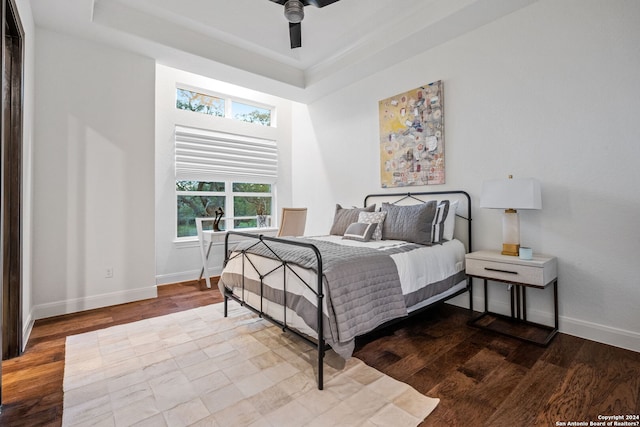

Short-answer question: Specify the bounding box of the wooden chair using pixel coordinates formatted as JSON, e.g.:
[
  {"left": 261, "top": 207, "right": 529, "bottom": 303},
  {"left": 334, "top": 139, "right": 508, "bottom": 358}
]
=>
[{"left": 277, "top": 208, "right": 307, "bottom": 237}]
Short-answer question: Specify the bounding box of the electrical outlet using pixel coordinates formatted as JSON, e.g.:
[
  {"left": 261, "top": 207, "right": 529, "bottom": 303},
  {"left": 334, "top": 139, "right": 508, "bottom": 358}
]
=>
[{"left": 105, "top": 267, "right": 113, "bottom": 278}]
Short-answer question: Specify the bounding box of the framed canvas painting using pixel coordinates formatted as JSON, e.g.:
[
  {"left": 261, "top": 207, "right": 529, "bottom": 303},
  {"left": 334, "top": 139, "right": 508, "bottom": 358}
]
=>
[{"left": 379, "top": 80, "right": 444, "bottom": 187}]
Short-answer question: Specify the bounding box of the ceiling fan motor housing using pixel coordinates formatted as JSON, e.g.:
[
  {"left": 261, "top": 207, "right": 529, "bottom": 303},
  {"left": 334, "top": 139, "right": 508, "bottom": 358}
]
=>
[{"left": 284, "top": 0, "right": 304, "bottom": 23}]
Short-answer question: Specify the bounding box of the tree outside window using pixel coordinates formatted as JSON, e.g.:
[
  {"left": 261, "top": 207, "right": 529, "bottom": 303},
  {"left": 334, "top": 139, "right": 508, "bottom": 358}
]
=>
[
  {"left": 176, "top": 88, "right": 273, "bottom": 127},
  {"left": 176, "top": 181, "right": 273, "bottom": 238},
  {"left": 176, "top": 89, "right": 225, "bottom": 117}
]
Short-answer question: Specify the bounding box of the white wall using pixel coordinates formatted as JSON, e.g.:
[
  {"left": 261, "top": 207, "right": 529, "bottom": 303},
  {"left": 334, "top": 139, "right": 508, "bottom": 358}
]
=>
[
  {"left": 24, "top": 0, "right": 639, "bottom": 353},
  {"left": 32, "top": 28, "right": 157, "bottom": 319},
  {"left": 155, "top": 65, "right": 294, "bottom": 285},
  {"left": 292, "top": 0, "right": 640, "bottom": 351}
]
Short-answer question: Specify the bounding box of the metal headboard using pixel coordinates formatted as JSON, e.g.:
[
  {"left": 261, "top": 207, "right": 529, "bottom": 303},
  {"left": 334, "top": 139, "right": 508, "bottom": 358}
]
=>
[{"left": 363, "top": 190, "right": 472, "bottom": 253}]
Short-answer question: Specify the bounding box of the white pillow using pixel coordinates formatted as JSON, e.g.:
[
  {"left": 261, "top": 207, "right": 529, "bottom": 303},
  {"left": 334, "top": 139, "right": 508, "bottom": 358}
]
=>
[
  {"left": 443, "top": 200, "right": 458, "bottom": 241},
  {"left": 431, "top": 200, "right": 450, "bottom": 243},
  {"left": 357, "top": 211, "right": 387, "bottom": 241}
]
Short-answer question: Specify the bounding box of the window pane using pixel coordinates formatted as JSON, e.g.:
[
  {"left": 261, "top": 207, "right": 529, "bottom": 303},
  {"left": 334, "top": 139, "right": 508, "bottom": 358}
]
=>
[
  {"left": 234, "top": 196, "right": 272, "bottom": 216},
  {"left": 176, "top": 88, "right": 225, "bottom": 117},
  {"left": 198, "top": 219, "right": 226, "bottom": 233},
  {"left": 176, "top": 180, "right": 225, "bottom": 192},
  {"left": 232, "top": 183, "right": 271, "bottom": 193},
  {"left": 177, "top": 195, "right": 225, "bottom": 237},
  {"left": 232, "top": 101, "right": 271, "bottom": 126},
  {"left": 234, "top": 218, "right": 258, "bottom": 229}
]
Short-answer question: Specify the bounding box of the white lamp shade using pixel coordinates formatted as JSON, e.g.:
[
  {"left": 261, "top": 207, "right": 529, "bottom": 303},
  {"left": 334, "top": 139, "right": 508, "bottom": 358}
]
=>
[{"left": 480, "top": 177, "right": 542, "bottom": 210}]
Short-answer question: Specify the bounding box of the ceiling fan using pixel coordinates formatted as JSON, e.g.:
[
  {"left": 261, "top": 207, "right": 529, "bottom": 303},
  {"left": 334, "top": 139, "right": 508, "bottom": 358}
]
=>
[{"left": 269, "top": 0, "right": 341, "bottom": 49}]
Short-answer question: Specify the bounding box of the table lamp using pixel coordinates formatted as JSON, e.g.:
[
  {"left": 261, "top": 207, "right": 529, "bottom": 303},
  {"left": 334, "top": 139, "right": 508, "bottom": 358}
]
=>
[{"left": 480, "top": 175, "right": 542, "bottom": 256}]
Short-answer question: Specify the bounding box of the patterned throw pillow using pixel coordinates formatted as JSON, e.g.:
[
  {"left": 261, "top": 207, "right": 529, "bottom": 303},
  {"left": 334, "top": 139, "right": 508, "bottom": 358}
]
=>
[
  {"left": 357, "top": 211, "right": 387, "bottom": 241},
  {"left": 431, "top": 200, "right": 450, "bottom": 244},
  {"left": 342, "top": 222, "right": 377, "bottom": 242}
]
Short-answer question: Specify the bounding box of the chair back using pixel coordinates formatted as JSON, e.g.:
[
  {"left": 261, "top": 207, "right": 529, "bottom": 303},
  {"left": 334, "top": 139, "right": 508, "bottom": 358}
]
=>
[{"left": 277, "top": 208, "right": 307, "bottom": 237}]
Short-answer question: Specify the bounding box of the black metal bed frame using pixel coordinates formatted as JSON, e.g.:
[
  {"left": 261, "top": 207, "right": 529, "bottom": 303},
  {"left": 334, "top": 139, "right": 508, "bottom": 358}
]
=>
[{"left": 222, "top": 190, "right": 472, "bottom": 390}]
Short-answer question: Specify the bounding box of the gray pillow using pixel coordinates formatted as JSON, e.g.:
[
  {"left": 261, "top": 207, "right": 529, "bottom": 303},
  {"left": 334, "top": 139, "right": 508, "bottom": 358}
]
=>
[
  {"left": 381, "top": 201, "right": 437, "bottom": 245},
  {"left": 342, "top": 222, "right": 377, "bottom": 242},
  {"left": 329, "top": 204, "right": 376, "bottom": 236}
]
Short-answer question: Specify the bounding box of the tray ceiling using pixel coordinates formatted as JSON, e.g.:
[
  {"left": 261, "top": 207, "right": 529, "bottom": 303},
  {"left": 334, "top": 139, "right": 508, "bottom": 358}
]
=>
[{"left": 31, "top": 0, "right": 537, "bottom": 102}]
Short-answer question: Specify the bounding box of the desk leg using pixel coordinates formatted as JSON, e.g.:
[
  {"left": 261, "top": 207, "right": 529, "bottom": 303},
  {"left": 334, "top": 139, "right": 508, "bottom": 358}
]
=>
[
  {"left": 199, "top": 241, "right": 213, "bottom": 288},
  {"left": 199, "top": 242, "right": 213, "bottom": 279}
]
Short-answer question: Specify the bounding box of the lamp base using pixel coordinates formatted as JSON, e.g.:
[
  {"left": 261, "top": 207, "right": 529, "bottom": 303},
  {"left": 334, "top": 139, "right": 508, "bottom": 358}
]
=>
[{"left": 502, "top": 243, "right": 520, "bottom": 256}]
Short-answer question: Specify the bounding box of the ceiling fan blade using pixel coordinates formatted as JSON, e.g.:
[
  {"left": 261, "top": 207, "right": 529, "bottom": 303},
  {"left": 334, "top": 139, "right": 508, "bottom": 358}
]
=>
[
  {"left": 304, "top": 0, "right": 340, "bottom": 7},
  {"left": 289, "top": 22, "right": 302, "bottom": 48}
]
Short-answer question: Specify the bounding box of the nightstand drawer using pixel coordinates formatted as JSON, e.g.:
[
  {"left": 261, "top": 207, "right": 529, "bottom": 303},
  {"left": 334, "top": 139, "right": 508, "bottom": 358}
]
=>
[{"left": 466, "top": 258, "right": 546, "bottom": 286}]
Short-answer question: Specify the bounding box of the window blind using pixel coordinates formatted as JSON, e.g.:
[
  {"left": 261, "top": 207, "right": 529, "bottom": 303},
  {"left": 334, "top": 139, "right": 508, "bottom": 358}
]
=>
[{"left": 175, "top": 126, "right": 278, "bottom": 184}]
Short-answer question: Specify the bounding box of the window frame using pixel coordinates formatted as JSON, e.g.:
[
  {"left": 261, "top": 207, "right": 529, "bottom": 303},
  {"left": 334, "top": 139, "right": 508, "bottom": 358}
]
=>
[
  {"left": 175, "top": 87, "right": 225, "bottom": 117},
  {"left": 175, "top": 180, "right": 276, "bottom": 240},
  {"left": 175, "top": 84, "right": 275, "bottom": 127},
  {"left": 172, "top": 80, "right": 279, "bottom": 243}
]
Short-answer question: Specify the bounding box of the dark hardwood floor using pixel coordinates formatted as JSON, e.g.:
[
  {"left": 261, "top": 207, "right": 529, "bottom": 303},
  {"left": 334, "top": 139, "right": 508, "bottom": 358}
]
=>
[
  {"left": 354, "top": 307, "right": 640, "bottom": 426},
  {"left": 1, "top": 280, "right": 638, "bottom": 426}
]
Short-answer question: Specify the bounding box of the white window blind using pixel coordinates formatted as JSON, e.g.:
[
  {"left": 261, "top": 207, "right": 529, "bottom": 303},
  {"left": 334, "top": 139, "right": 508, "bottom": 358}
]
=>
[{"left": 175, "top": 126, "right": 278, "bottom": 183}]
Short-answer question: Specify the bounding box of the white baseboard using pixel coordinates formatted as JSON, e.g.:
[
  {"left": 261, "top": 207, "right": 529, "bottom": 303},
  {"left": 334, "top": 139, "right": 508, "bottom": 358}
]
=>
[
  {"left": 560, "top": 315, "right": 640, "bottom": 353},
  {"left": 447, "top": 297, "right": 640, "bottom": 353},
  {"left": 22, "top": 311, "right": 35, "bottom": 352},
  {"left": 32, "top": 286, "right": 158, "bottom": 321},
  {"left": 155, "top": 268, "right": 222, "bottom": 286}
]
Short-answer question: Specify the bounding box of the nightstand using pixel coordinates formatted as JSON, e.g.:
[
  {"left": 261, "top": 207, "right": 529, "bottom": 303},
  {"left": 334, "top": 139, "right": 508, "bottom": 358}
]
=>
[{"left": 466, "top": 250, "right": 558, "bottom": 346}]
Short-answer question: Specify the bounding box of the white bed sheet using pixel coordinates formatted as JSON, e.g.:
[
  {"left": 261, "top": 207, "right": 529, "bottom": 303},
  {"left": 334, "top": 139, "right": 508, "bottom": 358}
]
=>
[{"left": 309, "top": 236, "right": 466, "bottom": 299}]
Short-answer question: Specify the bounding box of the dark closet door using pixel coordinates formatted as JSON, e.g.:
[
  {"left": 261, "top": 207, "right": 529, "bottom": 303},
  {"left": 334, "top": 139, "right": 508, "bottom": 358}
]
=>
[{"left": 1, "top": 0, "right": 24, "bottom": 410}]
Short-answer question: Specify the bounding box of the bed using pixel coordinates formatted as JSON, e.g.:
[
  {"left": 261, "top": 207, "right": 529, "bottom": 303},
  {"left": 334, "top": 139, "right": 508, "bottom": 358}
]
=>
[{"left": 219, "top": 190, "right": 472, "bottom": 389}]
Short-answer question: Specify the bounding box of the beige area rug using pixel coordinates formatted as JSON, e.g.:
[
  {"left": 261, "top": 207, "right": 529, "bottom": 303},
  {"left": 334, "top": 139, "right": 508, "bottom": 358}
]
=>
[{"left": 63, "top": 303, "right": 438, "bottom": 426}]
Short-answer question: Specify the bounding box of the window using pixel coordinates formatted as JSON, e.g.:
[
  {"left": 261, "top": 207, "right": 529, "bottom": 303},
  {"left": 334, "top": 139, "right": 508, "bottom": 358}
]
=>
[
  {"left": 176, "top": 181, "right": 273, "bottom": 237},
  {"left": 176, "top": 181, "right": 225, "bottom": 237},
  {"left": 176, "top": 88, "right": 224, "bottom": 117},
  {"left": 232, "top": 101, "right": 272, "bottom": 126},
  {"left": 176, "top": 87, "right": 273, "bottom": 127},
  {"left": 232, "top": 183, "right": 273, "bottom": 229},
  {"left": 175, "top": 126, "right": 277, "bottom": 238}
]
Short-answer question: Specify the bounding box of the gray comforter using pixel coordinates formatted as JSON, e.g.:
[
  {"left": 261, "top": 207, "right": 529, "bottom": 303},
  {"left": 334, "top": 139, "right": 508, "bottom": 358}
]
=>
[{"left": 227, "top": 238, "right": 408, "bottom": 358}]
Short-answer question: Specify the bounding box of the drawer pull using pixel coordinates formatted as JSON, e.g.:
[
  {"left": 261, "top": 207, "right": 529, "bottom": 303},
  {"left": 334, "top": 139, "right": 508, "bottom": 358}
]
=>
[{"left": 484, "top": 267, "right": 518, "bottom": 275}]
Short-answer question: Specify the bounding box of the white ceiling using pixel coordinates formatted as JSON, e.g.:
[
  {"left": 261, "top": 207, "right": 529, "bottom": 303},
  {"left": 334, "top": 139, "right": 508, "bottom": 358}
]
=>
[{"left": 30, "top": 0, "right": 537, "bottom": 102}]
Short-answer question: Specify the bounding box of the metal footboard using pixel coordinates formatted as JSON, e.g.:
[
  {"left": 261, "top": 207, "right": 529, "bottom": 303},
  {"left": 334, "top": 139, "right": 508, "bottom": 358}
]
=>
[{"left": 222, "top": 231, "right": 328, "bottom": 389}]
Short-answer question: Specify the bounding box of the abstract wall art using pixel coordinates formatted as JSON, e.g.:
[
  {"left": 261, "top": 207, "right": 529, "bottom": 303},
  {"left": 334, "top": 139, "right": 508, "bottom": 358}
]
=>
[{"left": 379, "top": 80, "right": 444, "bottom": 187}]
